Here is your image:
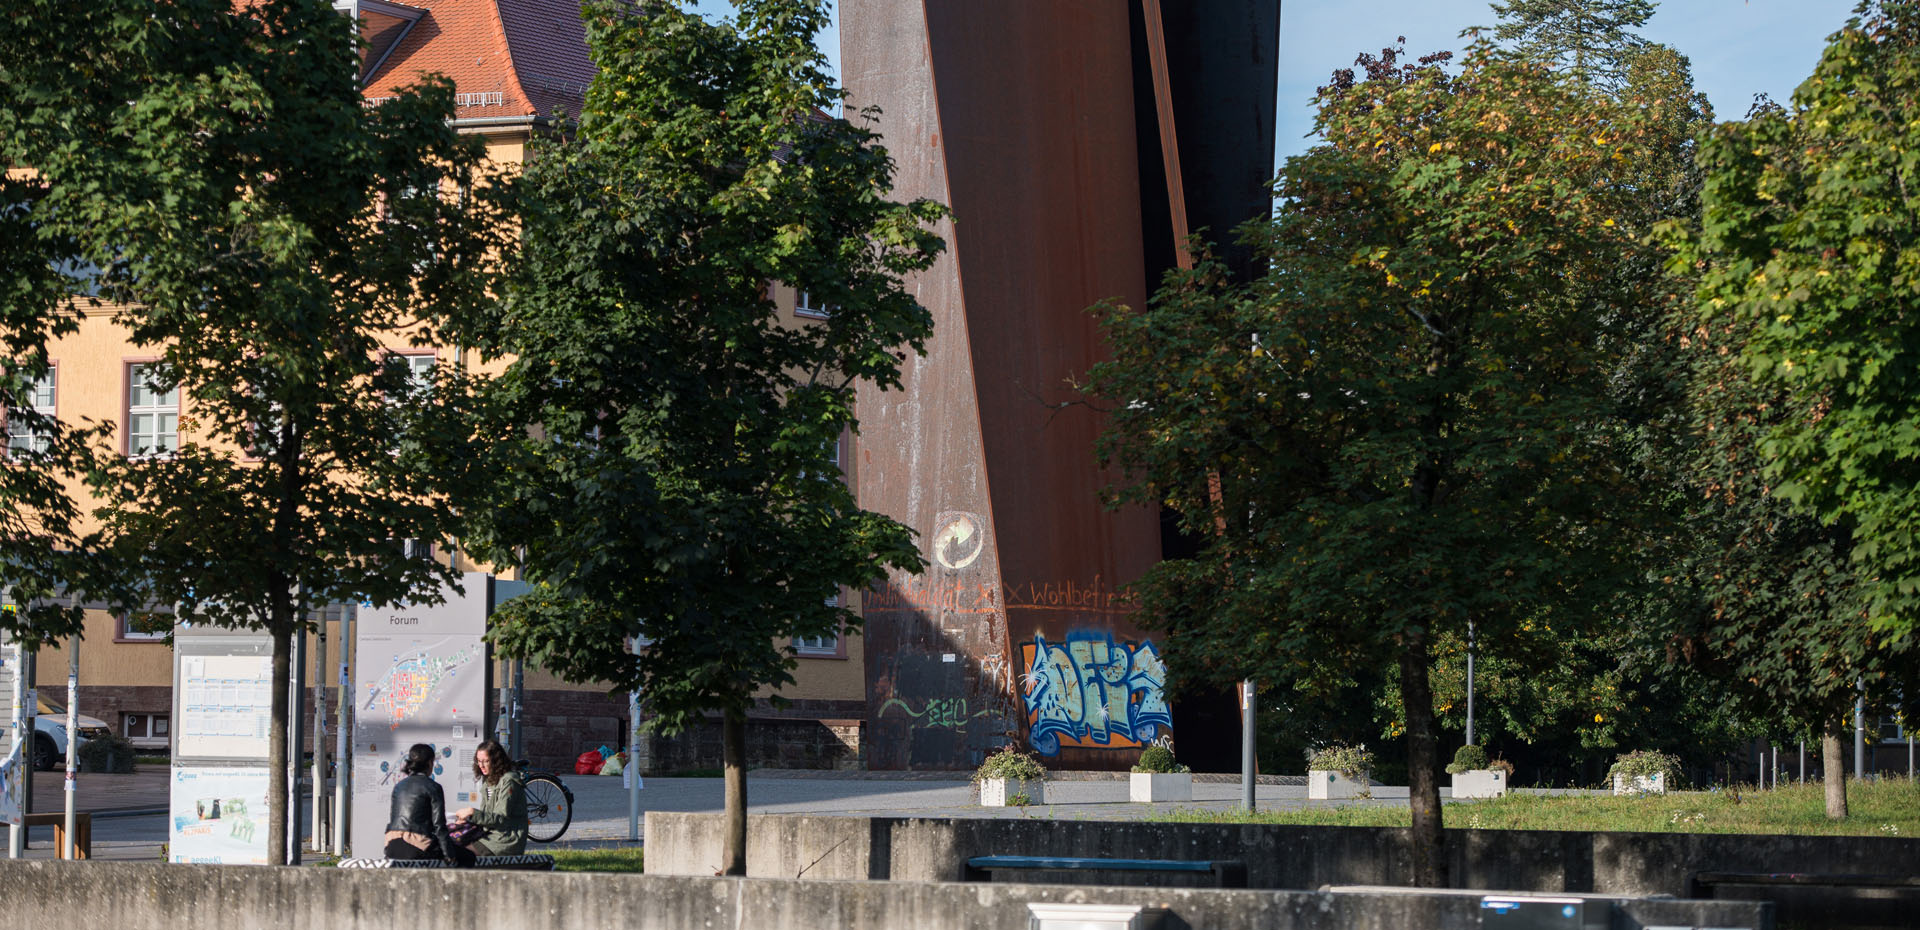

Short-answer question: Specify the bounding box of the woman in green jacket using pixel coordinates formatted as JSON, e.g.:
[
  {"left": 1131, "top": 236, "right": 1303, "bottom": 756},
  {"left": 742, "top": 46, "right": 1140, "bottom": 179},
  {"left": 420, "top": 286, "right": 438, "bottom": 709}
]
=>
[{"left": 453, "top": 739, "right": 528, "bottom": 856}]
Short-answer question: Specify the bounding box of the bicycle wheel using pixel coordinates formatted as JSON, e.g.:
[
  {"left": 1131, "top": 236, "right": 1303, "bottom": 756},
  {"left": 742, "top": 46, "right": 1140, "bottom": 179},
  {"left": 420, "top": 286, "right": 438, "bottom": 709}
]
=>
[{"left": 523, "top": 773, "right": 573, "bottom": 843}]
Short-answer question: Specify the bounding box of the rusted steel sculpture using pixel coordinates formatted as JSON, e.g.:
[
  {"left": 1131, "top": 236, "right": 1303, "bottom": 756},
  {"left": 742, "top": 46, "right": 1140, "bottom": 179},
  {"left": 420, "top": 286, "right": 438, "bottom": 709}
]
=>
[{"left": 845, "top": 0, "right": 1279, "bottom": 770}]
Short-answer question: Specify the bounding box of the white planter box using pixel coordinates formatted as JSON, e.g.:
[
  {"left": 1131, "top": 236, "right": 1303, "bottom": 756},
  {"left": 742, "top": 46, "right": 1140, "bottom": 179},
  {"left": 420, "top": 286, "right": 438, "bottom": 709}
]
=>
[
  {"left": 979, "top": 777, "right": 1045, "bottom": 807},
  {"left": 1129, "top": 771, "right": 1193, "bottom": 803},
  {"left": 1308, "top": 769, "right": 1368, "bottom": 800},
  {"left": 1451, "top": 769, "right": 1508, "bottom": 799},
  {"left": 1612, "top": 772, "right": 1666, "bottom": 795}
]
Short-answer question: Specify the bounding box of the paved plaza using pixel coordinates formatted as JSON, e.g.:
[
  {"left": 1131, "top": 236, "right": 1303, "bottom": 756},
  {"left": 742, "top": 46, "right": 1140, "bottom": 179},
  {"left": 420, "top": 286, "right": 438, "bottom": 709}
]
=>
[{"left": 5, "top": 768, "right": 1466, "bottom": 861}]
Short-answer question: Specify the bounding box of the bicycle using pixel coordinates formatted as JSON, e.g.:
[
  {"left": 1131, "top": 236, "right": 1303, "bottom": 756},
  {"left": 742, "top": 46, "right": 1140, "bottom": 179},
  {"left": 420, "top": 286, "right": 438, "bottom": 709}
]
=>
[{"left": 515, "top": 759, "right": 574, "bottom": 843}]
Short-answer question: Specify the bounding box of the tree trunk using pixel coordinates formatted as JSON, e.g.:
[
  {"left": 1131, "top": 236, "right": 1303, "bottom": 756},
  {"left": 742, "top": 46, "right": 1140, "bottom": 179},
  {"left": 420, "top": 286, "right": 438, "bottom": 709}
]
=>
[
  {"left": 721, "top": 710, "right": 747, "bottom": 875},
  {"left": 1823, "top": 717, "right": 1848, "bottom": 820},
  {"left": 1399, "top": 627, "right": 1448, "bottom": 888},
  {"left": 268, "top": 621, "right": 292, "bottom": 866}
]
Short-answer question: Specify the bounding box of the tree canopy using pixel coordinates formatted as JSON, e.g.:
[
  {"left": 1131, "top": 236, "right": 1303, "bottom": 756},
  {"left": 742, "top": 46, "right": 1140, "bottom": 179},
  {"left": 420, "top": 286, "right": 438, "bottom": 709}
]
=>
[
  {"left": 1677, "top": 0, "right": 1920, "bottom": 647},
  {"left": 1487, "top": 0, "right": 1656, "bottom": 88},
  {"left": 1092, "top": 39, "right": 1685, "bottom": 885},
  {"left": 450, "top": 0, "right": 946, "bottom": 875},
  {"left": 1, "top": 0, "right": 506, "bottom": 862}
]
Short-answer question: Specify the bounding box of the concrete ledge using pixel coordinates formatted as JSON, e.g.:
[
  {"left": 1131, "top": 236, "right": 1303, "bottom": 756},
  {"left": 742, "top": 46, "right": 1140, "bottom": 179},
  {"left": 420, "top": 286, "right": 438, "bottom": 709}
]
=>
[
  {"left": 644, "top": 811, "right": 1920, "bottom": 896},
  {"left": 0, "top": 860, "right": 1771, "bottom": 930}
]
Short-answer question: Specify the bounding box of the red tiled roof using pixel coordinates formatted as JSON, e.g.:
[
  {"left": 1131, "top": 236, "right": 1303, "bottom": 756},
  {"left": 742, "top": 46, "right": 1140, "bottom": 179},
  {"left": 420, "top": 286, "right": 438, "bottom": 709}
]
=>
[{"left": 357, "top": 0, "right": 593, "bottom": 120}]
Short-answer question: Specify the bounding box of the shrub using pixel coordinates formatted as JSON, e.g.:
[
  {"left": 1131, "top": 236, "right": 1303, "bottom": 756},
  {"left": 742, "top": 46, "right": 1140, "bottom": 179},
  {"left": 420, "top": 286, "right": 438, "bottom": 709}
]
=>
[
  {"left": 1488, "top": 756, "right": 1515, "bottom": 776},
  {"left": 1446, "top": 744, "right": 1490, "bottom": 775},
  {"left": 1307, "top": 743, "right": 1373, "bottom": 780},
  {"left": 1608, "top": 750, "right": 1681, "bottom": 786},
  {"left": 1132, "top": 743, "right": 1190, "bottom": 774},
  {"left": 78, "top": 733, "right": 136, "bottom": 773},
  {"left": 973, "top": 746, "right": 1047, "bottom": 784}
]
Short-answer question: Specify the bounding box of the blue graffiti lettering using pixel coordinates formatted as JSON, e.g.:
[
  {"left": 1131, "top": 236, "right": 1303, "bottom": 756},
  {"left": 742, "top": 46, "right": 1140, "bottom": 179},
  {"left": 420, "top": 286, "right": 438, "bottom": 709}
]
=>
[{"left": 1019, "top": 632, "right": 1171, "bottom": 756}]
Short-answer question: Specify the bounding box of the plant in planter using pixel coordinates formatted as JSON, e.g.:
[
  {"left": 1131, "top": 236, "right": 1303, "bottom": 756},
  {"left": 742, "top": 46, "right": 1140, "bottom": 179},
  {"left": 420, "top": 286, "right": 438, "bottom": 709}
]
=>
[
  {"left": 974, "top": 746, "right": 1047, "bottom": 807},
  {"left": 1129, "top": 743, "right": 1193, "bottom": 802},
  {"left": 1608, "top": 749, "right": 1680, "bottom": 795},
  {"left": 1307, "top": 743, "right": 1373, "bottom": 800},
  {"left": 1446, "top": 744, "right": 1508, "bottom": 799}
]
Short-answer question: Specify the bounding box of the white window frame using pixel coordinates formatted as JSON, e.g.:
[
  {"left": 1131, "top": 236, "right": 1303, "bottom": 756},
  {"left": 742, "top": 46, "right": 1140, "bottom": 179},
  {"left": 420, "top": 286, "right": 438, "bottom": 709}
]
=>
[
  {"left": 794, "top": 593, "right": 844, "bottom": 657},
  {"left": 400, "top": 351, "right": 436, "bottom": 395},
  {"left": 115, "top": 611, "right": 170, "bottom": 642},
  {"left": 6, "top": 365, "right": 56, "bottom": 455},
  {"left": 126, "top": 362, "right": 179, "bottom": 457},
  {"left": 124, "top": 712, "right": 171, "bottom": 741},
  {"left": 794, "top": 289, "right": 832, "bottom": 320}
]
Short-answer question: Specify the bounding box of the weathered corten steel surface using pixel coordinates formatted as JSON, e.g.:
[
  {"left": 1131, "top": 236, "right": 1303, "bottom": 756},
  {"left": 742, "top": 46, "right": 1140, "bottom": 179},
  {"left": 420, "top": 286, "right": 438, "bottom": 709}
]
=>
[{"left": 846, "top": 1, "right": 1278, "bottom": 771}]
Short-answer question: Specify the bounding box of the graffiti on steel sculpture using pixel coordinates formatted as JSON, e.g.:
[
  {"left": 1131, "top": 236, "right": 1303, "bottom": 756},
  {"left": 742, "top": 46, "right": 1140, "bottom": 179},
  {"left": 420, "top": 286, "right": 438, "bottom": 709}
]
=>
[{"left": 1019, "top": 632, "right": 1172, "bottom": 756}]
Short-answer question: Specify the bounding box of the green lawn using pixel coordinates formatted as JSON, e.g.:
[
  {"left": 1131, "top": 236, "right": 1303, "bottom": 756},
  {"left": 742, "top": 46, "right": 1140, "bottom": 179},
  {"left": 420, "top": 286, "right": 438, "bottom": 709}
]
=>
[
  {"left": 550, "top": 846, "right": 646, "bottom": 873},
  {"left": 1158, "top": 778, "right": 1920, "bottom": 837}
]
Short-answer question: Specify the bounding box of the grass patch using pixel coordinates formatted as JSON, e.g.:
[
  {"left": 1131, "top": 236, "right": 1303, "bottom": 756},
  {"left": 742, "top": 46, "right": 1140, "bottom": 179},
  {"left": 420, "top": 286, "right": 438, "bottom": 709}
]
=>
[
  {"left": 1157, "top": 778, "right": 1920, "bottom": 837},
  {"left": 550, "top": 846, "right": 645, "bottom": 873}
]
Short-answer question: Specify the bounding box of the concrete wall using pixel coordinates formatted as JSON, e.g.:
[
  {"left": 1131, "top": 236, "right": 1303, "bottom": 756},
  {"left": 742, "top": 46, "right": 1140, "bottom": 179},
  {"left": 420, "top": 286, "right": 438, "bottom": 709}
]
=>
[
  {"left": 647, "top": 811, "right": 1919, "bottom": 899},
  {"left": 0, "top": 861, "right": 1769, "bottom": 930}
]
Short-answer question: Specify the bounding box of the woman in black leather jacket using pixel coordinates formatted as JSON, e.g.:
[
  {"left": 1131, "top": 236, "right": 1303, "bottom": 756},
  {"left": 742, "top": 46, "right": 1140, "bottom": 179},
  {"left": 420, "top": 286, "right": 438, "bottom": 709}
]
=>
[{"left": 384, "top": 743, "right": 475, "bottom": 866}]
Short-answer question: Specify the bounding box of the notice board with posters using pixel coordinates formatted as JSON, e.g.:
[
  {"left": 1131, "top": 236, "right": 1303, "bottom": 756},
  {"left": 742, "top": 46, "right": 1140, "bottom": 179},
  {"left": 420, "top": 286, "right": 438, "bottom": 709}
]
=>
[
  {"left": 169, "top": 623, "right": 275, "bottom": 864},
  {"left": 349, "top": 572, "right": 491, "bottom": 857},
  {"left": 0, "top": 632, "right": 20, "bottom": 827}
]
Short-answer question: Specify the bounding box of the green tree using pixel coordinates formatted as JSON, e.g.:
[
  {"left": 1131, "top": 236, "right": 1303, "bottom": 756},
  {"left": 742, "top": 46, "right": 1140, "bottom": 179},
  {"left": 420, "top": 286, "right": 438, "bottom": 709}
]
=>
[
  {"left": 1487, "top": 0, "right": 1656, "bottom": 89},
  {"left": 1663, "top": 5, "right": 1920, "bottom": 808},
  {"left": 1, "top": 0, "right": 505, "bottom": 862},
  {"left": 450, "top": 0, "right": 945, "bottom": 875},
  {"left": 1091, "top": 41, "right": 1674, "bottom": 886},
  {"left": 1676, "top": 0, "right": 1920, "bottom": 646},
  {"left": 0, "top": 174, "right": 107, "bottom": 642}
]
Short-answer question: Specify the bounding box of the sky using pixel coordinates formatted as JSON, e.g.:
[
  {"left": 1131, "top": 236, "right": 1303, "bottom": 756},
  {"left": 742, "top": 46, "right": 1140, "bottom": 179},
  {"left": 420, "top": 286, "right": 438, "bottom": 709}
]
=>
[{"left": 692, "top": 0, "right": 1862, "bottom": 164}]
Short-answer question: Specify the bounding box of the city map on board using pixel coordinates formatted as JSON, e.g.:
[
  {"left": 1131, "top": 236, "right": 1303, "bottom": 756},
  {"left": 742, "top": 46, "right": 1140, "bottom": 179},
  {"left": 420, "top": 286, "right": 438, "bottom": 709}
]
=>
[{"left": 362, "top": 640, "right": 483, "bottom": 731}]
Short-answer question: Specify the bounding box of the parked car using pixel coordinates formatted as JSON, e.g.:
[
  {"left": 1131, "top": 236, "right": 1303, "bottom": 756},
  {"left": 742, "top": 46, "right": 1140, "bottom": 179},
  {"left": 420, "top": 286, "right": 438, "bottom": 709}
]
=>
[{"left": 27, "top": 697, "right": 112, "bottom": 771}]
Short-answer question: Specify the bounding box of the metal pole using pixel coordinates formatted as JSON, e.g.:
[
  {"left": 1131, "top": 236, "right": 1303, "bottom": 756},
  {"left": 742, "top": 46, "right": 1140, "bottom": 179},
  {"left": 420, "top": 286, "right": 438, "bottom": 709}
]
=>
[
  {"left": 510, "top": 660, "right": 524, "bottom": 760},
  {"left": 1465, "top": 621, "right": 1476, "bottom": 747},
  {"left": 627, "top": 669, "right": 641, "bottom": 842},
  {"left": 313, "top": 615, "right": 330, "bottom": 855},
  {"left": 7, "top": 631, "right": 22, "bottom": 858},
  {"left": 1799, "top": 740, "right": 1806, "bottom": 784},
  {"left": 1241, "top": 679, "right": 1256, "bottom": 811},
  {"left": 63, "top": 635, "right": 77, "bottom": 859},
  {"left": 1770, "top": 744, "right": 1777, "bottom": 791},
  {"left": 21, "top": 647, "right": 34, "bottom": 843},
  {"left": 333, "top": 605, "right": 352, "bottom": 856},
  {"left": 287, "top": 628, "right": 305, "bottom": 865},
  {"left": 1855, "top": 678, "right": 1867, "bottom": 779}
]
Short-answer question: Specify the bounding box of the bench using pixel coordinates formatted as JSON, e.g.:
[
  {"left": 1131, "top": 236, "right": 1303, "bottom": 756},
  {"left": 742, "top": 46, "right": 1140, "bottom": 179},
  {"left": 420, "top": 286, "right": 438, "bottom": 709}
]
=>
[
  {"left": 339, "top": 855, "right": 555, "bottom": 871},
  {"left": 21, "top": 812, "right": 90, "bottom": 860},
  {"left": 964, "top": 855, "right": 1247, "bottom": 888},
  {"left": 1691, "top": 871, "right": 1920, "bottom": 895}
]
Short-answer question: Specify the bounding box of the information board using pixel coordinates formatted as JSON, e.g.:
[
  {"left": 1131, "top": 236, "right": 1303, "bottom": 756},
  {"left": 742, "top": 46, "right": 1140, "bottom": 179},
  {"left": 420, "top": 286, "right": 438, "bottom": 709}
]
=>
[
  {"left": 168, "top": 764, "right": 270, "bottom": 864},
  {"left": 0, "top": 636, "right": 19, "bottom": 827},
  {"left": 349, "top": 572, "right": 490, "bottom": 855},
  {"left": 170, "top": 624, "right": 276, "bottom": 864},
  {"left": 176, "top": 655, "right": 274, "bottom": 760}
]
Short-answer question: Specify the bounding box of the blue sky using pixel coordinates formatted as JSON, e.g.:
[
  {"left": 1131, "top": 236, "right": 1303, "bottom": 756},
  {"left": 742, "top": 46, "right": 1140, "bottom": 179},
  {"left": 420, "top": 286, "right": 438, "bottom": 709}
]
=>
[{"left": 693, "top": 0, "right": 1862, "bottom": 164}]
